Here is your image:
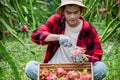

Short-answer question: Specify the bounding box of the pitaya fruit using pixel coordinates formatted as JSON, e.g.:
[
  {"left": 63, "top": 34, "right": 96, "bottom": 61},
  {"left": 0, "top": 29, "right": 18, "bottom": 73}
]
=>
[
  {"left": 4, "top": 30, "right": 9, "bottom": 36},
  {"left": 71, "top": 48, "right": 88, "bottom": 63},
  {"left": 55, "top": 68, "right": 66, "bottom": 78},
  {"left": 20, "top": 25, "right": 28, "bottom": 32},
  {"left": 99, "top": 8, "right": 107, "bottom": 14},
  {"left": 67, "top": 71, "right": 79, "bottom": 80}
]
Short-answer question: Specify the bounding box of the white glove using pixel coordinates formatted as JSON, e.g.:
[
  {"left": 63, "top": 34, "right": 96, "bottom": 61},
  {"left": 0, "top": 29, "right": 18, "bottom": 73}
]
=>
[
  {"left": 58, "top": 35, "right": 72, "bottom": 47},
  {"left": 71, "top": 54, "right": 89, "bottom": 63}
]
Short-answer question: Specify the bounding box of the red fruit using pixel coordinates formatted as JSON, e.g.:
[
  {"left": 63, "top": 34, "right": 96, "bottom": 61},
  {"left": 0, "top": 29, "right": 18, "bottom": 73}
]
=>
[
  {"left": 79, "top": 75, "right": 86, "bottom": 80},
  {"left": 4, "top": 30, "right": 9, "bottom": 36},
  {"left": 71, "top": 49, "right": 80, "bottom": 56},
  {"left": 20, "top": 25, "right": 28, "bottom": 32},
  {"left": 79, "top": 73, "right": 91, "bottom": 80},
  {"left": 44, "top": 69, "right": 50, "bottom": 77},
  {"left": 99, "top": 8, "right": 107, "bottom": 14},
  {"left": 12, "top": 18, "right": 16, "bottom": 23},
  {"left": 47, "top": 74, "right": 58, "bottom": 80},
  {"left": 67, "top": 71, "right": 79, "bottom": 80},
  {"left": 94, "top": 10, "right": 97, "bottom": 14},
  {"left": 71, "top": 48, "right": 86, "bottom": 56},
  {"left": 64, "top": 76, "right": 68, "bottom": 80},
  {"left": 55, "top": 68, "right": 66, "bottom": 78},
  {"left": 46, "top": 76, "right": 52, "bottom": 80},
  {"left": 84, "top": 73, "right": 91, "bottom": 80},
  {"left": 116, "top": 0, "right": 120, "bottom": 4},
  {"left": 81, "top": 48, "right": 87, "bottom": 54},
  {"left": 39, "top": 68, "right": 51, "bottom": 80}
]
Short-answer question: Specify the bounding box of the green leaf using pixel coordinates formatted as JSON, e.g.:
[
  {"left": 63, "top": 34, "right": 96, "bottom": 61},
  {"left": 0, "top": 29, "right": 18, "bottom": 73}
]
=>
[
  {"left": 101, "top": 17, "right": 119, "bottom": 42},
  {"left": 101, "top": 22, "right": 120, "bottom": 43},
  {"left": 84, "top": 0, "right": 100, "bottom": 19},
  {"left": 22, "top": 5, "right": 29, "bottom": 14},
  {"left": 0, "top": 42, "right": 21, "bottom": 80},
  {"left": 0, "top": 17, "right": 35, "bottom": 55}
]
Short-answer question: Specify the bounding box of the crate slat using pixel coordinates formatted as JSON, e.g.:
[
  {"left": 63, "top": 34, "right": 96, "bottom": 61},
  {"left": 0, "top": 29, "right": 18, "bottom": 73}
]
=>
[{"left": 38, "top": 62, "right": 94, "bottom": 80}]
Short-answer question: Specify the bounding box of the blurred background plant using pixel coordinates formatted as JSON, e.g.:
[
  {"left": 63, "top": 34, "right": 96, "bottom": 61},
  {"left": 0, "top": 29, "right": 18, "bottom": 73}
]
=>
[{"left": 0, "top": 0, "right": 120, "bottom": 80}]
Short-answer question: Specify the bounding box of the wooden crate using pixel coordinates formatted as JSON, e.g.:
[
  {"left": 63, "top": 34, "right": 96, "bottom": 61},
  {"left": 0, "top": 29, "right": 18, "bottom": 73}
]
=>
[{"left": 38, "top": 62, "right": 94, "bottom": 80}]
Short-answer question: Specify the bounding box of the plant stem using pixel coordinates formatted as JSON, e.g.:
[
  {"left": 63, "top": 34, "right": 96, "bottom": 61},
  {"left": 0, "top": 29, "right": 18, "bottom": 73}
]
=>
[
  {"left": 101, "top": 22, "right": 120, "bottom": 43},
  {"left": 101, "top": 17, "right": 118, "bottom": 41}
]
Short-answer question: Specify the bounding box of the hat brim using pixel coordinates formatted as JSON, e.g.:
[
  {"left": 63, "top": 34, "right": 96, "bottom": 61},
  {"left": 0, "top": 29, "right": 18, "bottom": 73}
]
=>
[{"left": 56, "top": 1, "right": 87, "bottom": 14}]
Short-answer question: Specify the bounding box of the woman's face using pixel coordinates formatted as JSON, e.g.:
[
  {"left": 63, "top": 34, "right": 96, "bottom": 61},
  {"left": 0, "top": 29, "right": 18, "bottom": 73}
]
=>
[{"left": 63, "top": 5, "right": 81, "bottom": 27}]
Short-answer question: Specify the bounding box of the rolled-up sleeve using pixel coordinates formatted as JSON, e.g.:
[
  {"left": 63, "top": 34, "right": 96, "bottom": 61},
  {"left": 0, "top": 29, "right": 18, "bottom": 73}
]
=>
[
  {"left": 31, "top": 24, "right": 50, "bottom": 45},
  {"left": 31, "top": 14, "right": 57, "bottom": 45}
]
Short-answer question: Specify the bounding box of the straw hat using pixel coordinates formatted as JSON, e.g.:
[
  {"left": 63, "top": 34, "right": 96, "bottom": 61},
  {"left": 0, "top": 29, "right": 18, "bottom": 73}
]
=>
[{"left": 56, "top": 0, "right": 87, "bottom": 14}]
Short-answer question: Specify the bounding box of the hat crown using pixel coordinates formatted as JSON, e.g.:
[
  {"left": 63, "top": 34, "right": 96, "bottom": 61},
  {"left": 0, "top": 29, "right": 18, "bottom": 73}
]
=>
[
  {"left": 61, "top": 0, "right": 83, "bottom": 3},
  {"left": 57, "top": 0, "right": 87, "bottom": 14}
]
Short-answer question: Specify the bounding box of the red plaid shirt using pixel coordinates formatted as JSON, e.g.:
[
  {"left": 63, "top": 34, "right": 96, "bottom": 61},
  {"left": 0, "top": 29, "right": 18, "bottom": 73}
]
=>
[{"left": 31, "top": 14, "right": 103, "bottom": 63}]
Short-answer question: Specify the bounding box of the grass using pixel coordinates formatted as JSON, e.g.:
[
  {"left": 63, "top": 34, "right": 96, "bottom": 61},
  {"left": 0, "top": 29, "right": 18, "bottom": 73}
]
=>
[{"left": 102, "top": 41, "right": 120, "bottom": 80}]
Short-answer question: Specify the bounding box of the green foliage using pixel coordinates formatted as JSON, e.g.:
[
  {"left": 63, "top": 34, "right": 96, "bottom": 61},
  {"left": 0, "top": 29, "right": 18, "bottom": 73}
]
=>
[
  {"left": 101, "top": 17, "right": 120, "bottom": 43},
  {"left": 0, "top": 17, "right": 35, "bottom": 55},
  {"left": 102, "top": 42, "right": 120, "bottom": 80},
  {"left": 83, "top": 0, "right": 100, "bottom": 22},
  {"left": 0, "top": 42, "right": 21, "bottom": 80},
  {"left": 0, "top": 37, "right": 46, "bottom": 79}
]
